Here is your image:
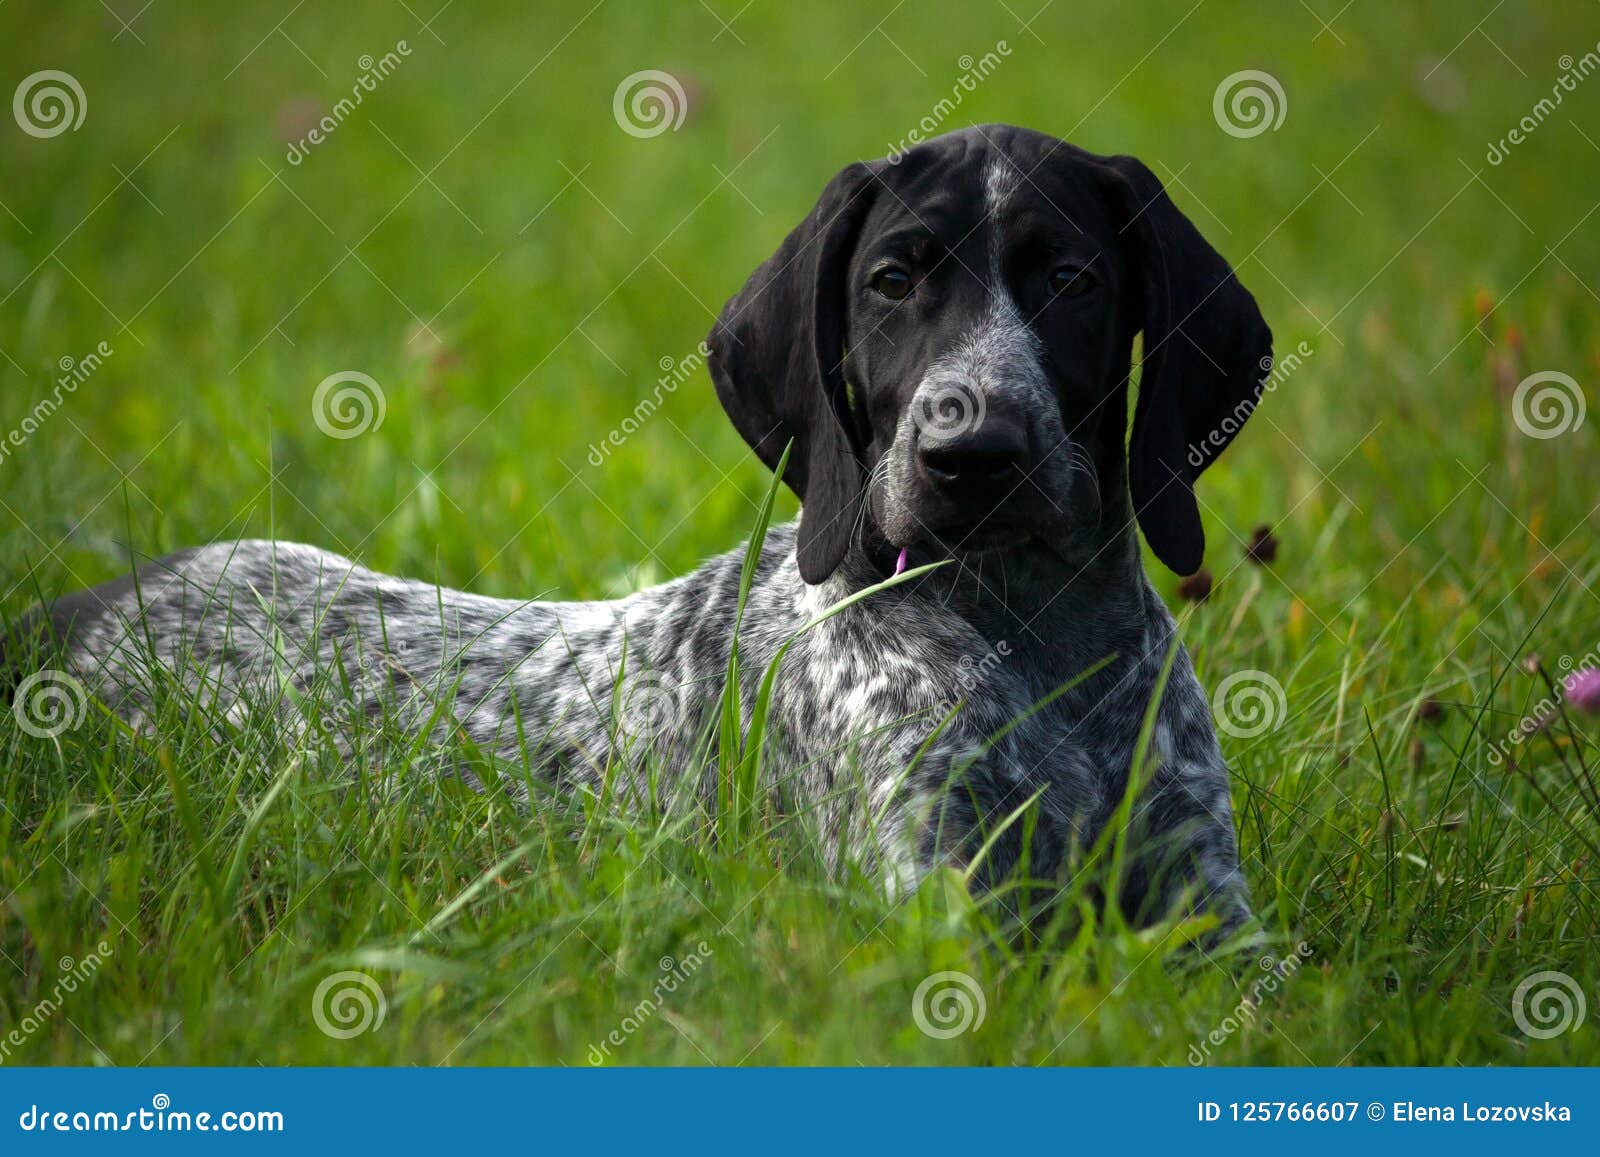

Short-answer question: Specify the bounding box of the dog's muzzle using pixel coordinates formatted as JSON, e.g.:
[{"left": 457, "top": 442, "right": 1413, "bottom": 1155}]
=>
[
  {"left": 905, "top": 381, "right": 1036, "bottom": 533},
  {"left": 916, "top": 411, "right": 1027, "bottom": 499}
]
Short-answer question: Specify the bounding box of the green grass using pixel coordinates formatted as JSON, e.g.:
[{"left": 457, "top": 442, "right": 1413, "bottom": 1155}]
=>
[{"left": 3, "top": 0, "right": 1600, "bottom": 1065}]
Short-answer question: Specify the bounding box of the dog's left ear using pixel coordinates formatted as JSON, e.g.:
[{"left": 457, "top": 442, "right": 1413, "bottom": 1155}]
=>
[
  {"left": 707, "top": 162, "right": 881, "bottom": 584},
  {"left": 1098, "top": 155, "right": 1273, "bottom": 576}
]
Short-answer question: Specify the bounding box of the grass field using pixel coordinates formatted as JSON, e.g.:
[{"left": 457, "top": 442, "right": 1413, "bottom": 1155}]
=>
[{"left": 3, "top": 0, "right": 1599, "bottom": 1066}]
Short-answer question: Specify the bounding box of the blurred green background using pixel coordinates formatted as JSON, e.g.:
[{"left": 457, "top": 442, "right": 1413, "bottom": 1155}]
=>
[
  {"left": 2, "top": 0, "right": 1594, "bottom": 601},
  {"left": 2, "top": 1, "right": 1599, "bottom": 1065}
]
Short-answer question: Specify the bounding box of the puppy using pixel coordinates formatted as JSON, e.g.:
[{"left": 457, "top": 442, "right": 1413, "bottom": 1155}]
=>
[{"left": 13, "top": 125, "right": 1272, "bottom": 931}]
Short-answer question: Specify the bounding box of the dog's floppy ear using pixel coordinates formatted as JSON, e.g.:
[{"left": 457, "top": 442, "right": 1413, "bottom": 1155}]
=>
[
  {"left": 1099, "top": 155, "right": 1273, "bottom": 576},
  {"left": 707, "top": 161, "right": 881, "bottom": 584}
]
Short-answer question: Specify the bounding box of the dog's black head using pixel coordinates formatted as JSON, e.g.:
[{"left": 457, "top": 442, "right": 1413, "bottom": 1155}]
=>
[{"left": 707, "top": 124, "right": 1272, "bottom": 584}]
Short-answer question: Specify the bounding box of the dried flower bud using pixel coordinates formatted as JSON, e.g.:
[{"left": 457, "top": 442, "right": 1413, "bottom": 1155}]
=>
[
  {"left": 1176, "top": 569, "right": 1213, "bottom": 603},
  {"left": 1474, "top": 289, "right": 1495, "bottom": 336},
  {"left": 1245, "top": 524, "right": 1279, "bottom": 565}
]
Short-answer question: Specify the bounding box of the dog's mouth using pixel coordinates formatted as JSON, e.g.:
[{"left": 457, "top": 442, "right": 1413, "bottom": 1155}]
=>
[
  {"left": 927, "top": 514, "right": 1034, "bottom": 554},
  {"left": 880, "top": 493, "right": 1066, "bottom": 558},
  {"left": 868, "top": 428, "right": 1083, "bottom": 562}
]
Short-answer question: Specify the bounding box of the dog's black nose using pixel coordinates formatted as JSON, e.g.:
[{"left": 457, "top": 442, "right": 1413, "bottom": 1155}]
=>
[{"left": 917, "top": 422, "right": 1028, "bottom": 491}]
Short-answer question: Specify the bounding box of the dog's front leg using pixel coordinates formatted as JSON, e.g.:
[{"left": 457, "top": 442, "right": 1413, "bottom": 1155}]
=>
[{"left": 1122, "top": 665, "right": 1252, "bottom": 935}]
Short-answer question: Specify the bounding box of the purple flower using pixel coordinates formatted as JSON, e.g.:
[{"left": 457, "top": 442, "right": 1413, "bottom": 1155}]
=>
[
  {"left": 1563, "top": 668, "right": 1600, "bottom": 714},
  {"left": 894, "top": 548, "right": 908, "bottom": 577}
]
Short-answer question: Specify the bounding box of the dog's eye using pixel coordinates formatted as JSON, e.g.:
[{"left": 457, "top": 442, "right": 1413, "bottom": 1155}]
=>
[
  {"left": 871, "top": 268, "right": 913, "bottom": 301},
  {"left": 1048, "top": 265, "right": 1094, "bottom": 298}
]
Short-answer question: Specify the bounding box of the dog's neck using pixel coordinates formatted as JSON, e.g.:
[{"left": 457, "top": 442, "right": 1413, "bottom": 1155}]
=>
[{"left": 829, "top": 499, "right": 1150, "bottom": 664}]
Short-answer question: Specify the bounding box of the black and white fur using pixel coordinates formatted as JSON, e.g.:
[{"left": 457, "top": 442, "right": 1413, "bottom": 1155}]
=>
[{"left": 13, "top": 126, "right": 1273, "bottom": 931}]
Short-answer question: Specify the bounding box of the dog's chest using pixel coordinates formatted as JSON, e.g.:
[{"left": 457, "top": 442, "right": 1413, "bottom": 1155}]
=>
[{"left": 778, "top": 603, "right": 1133, "bottom": 804}]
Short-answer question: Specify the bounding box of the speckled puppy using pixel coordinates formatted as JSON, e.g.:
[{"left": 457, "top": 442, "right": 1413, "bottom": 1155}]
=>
[{"left": 20, "top": 125, "right": 1273, "bottom": 931}]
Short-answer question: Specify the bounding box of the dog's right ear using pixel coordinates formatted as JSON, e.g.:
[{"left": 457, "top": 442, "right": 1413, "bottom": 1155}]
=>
[
  {"left": 1095, "top": 154, "right": 1273, "bottom": 577},
  {"left": 707, "top": 162, "right": 881, "bottom": 584}
]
